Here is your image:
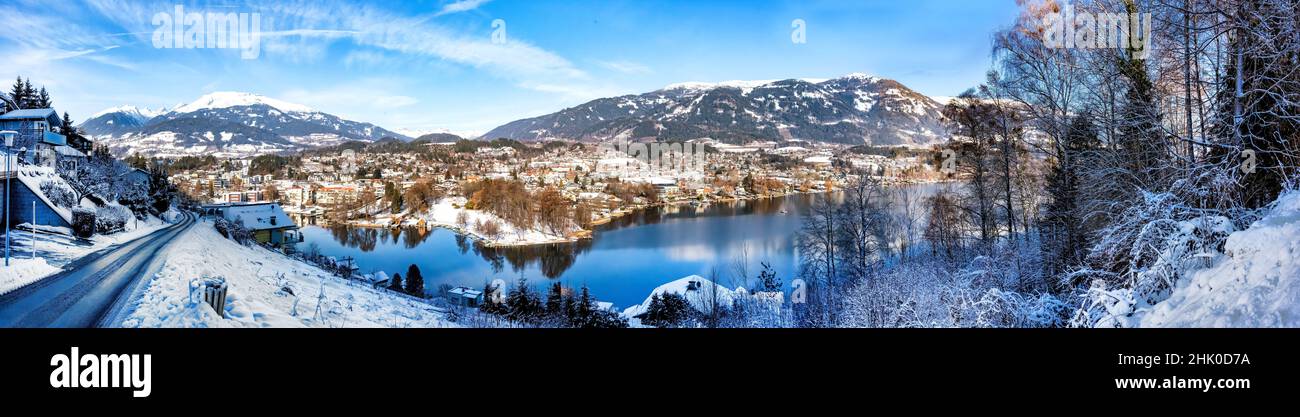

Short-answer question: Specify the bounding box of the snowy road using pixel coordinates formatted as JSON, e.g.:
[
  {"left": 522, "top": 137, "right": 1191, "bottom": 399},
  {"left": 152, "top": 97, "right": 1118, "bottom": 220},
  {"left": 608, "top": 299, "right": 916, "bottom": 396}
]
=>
[{"left": 0, "top": 212, "right": 196, "bottom": 328}]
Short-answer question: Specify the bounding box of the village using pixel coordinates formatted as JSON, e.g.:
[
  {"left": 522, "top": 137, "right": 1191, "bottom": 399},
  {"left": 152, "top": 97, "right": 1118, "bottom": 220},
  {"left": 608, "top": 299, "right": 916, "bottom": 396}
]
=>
[{"left": 166, "top": 136, "right": 946, "bottom": 252}]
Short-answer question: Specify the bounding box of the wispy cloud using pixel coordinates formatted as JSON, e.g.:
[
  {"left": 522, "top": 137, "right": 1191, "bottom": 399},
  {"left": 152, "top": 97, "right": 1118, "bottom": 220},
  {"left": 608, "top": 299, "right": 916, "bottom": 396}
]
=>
[
  {"left": 434, "top": 0, "right": 491, "bottom": 17},
  {"left": 279, "top": 79, "right": 421, "bottom": 120},
  {"left": 595, "top": 60, "right": 653, "bottom": 75}
]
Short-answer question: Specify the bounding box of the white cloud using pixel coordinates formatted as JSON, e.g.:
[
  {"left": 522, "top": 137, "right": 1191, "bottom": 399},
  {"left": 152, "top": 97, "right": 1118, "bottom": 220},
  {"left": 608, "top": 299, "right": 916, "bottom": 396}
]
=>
[
  {"left": 435, "top": 0, "right": 492, "bottom": 17},
  {"left": 595, "top": 60, "right": 653, "bottom": 75},
  {"left": 279, "top": 80, "right": 420, "bottom": 119}
]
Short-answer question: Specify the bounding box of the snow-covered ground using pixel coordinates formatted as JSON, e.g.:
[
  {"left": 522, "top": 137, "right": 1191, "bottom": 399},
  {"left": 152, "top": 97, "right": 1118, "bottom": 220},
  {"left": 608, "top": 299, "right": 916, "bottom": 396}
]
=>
[
  {"left": 115, "top": 220, "right": 454, "bottom": 328},
  {"left": 0, "top": 257, "right": 62, "bottom": 296},
  {"left": 1142, "top": 191, "right": 1300, "bottom": 327}
]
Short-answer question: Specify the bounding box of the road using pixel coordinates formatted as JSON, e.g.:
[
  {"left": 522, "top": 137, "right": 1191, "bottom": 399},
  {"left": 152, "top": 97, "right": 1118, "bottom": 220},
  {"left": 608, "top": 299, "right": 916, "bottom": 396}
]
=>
[{"left": 0, "top": 212, "right": 195, "bottom": 328}]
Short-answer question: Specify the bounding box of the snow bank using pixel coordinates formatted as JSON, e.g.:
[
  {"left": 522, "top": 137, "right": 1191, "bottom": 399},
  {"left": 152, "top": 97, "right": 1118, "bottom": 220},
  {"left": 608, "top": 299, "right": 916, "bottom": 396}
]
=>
[
  {"left": 0, "top": 258, "right": 63, "bottom": 295},
  {"left": 116, "top": 221, "right": 453, "bottom": 328},
  {"left": 1142, "top": 191, "right": 1300, "bottom": 327}
]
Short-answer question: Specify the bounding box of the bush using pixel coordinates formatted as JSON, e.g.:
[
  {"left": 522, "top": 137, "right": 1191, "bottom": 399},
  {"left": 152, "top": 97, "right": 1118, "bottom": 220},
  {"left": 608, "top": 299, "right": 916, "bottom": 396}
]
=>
[
  {"left": 95, "top": 205, "right": 130, "bottom": 234},
  {"left": 71, "top": 208, "right": 96, "bottom": 238},
  {"left": 214, "top": 218, "right": 254, "bottom": 245},
  {"left": 41, "top": 181, "right": 78, "bottom": 208}
]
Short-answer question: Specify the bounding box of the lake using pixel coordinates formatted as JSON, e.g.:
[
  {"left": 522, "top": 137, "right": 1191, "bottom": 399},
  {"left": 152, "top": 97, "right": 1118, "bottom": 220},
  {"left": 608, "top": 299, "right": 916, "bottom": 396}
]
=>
[{"left": 299, "top": 184, "right": 944, "bottom": 309}]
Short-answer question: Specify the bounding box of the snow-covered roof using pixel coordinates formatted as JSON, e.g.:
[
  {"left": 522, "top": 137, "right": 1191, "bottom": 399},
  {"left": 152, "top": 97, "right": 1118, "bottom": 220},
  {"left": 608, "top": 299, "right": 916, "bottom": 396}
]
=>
[
  {"left": 0, "top": 108, "right": 58, "bottom": 122},
  {"left": 449, "top": 287, "right": 483, "bottom": 298},
  {"left": 221, "top": 203, "right": 296, "bottom": 231},
  {"left": 54, "top": 145, "right": 85, "bottom": 157}
]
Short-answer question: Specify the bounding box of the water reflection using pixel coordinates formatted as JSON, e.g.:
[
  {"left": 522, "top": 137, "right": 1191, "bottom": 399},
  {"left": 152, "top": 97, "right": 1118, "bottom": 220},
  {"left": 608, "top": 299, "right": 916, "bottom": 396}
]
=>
[
  {"left": 299, "top": 188, "right": 935, "bottom": 307},
  {"left": 318, "top": 223, "right": 595, "bottom": 279}
]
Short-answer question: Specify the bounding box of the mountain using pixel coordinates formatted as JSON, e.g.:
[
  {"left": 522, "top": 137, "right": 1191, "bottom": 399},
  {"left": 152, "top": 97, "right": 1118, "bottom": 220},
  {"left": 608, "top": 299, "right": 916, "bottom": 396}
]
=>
[
  {"left": 82, "top": 92, "right": 409, "bottom": 158},
  {"left": 480, "top": 73, "right": 948, "bottom": 146},
  {"left": 78, "top": 105, "right": 167, "bottom": 137}
]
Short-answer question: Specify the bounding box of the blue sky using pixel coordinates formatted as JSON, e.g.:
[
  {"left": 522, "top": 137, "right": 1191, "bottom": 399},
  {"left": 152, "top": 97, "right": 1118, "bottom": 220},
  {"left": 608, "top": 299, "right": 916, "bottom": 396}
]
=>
[{"left": 0, "top": 0, "right": 1019, "bottom": 136}]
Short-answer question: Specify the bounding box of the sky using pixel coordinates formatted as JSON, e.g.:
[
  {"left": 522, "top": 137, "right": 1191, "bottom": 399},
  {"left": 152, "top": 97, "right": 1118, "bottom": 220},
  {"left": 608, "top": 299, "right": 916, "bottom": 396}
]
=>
[{"left": 0, "top": 0, "right": 1020, "bottom": 137}]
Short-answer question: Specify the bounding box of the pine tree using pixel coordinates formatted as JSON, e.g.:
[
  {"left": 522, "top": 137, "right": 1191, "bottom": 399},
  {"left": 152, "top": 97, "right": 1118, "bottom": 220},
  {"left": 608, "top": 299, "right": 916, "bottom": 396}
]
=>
[
  {"left": 544, "top": 282, "right": 564, "bottom": 320},
  {"left": 505, "top": 278, "right": 540, "bottom": 323},
  {"left": 1042, "top": 114, "right": 1100, "bottom": 283},
  {"left": 8, "top": 77, "right": 24, "bottom": 109},
  {"left": 61, "top": 112, "right": 74, "bottom": 134},
  {"left": 22, "top": 79, "right": 35, "bottom": 108},
  {"left": 36, "top": 87, "right": 51, "bottom": 108},
  {"left": 574, "top": 285, "right": 594, "bottom": 326},
  {"left": 404, "top": 264, "right": 424, "bottom": 297},
  {"left": 640, "top": 292, "right": 689, "bottom": 328},
  {"left": 388, "top": 273, "right": 403, "bottom": 292}
]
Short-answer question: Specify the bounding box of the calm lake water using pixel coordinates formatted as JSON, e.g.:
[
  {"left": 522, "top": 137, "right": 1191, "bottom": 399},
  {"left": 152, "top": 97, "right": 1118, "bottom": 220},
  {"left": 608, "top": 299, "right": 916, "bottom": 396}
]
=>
[{"left": 300, "top": 185, "right": 944, "bottom": 308}]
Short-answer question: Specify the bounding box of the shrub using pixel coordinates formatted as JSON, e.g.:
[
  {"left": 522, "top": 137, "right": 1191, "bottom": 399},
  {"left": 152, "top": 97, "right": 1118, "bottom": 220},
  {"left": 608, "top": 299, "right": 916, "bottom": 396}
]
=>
[
  {"left": 95, "top": 205, "right": 130, "bottom": 234},
  {"left": 71, "top": 208, "right": 96, "bottom": 238},
  {"left": 41, "top": 181, "right": 78, "bottom": 208},
  {"left": 214, "top": 218, "right": 254, "bottom": 245}
]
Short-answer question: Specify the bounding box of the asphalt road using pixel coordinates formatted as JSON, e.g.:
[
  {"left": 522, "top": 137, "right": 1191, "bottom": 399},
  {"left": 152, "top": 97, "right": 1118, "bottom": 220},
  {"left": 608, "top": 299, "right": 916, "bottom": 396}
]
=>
[{"left": 0, "top": 212, "right": 195, "bottom": 328}]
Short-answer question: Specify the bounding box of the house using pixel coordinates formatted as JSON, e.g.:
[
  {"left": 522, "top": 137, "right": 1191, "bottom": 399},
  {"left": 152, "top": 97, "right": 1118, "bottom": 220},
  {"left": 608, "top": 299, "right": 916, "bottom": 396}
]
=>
[
  {"left": 0, "top": 108, "right": 67, "bottom": 166},
  {"left": 53, "top": 145, "right": 86, "bottom": 172},
  {"left": 447, "top": 286, "right": 484, "bottom": 308},
  {"left": 203, "top": 202, "right": 299, "bottom": 249},
  {"left": 119, "top": 168, "right": 151, "bottom": 192}
]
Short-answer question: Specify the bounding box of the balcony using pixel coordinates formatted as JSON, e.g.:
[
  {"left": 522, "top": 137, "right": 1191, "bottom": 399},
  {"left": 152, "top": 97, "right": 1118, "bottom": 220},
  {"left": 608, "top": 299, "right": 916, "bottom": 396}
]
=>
[{"left": 41, "top": 131, "right": 66, "bottom": 146}]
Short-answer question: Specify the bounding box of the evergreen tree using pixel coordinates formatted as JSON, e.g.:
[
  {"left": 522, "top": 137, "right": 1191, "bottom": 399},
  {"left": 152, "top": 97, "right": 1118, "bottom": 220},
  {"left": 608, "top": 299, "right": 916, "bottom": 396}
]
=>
[
  {"left": 1041, "top": 114, "right": 1099, "bottom": 283},
  {"left": 562, "top": 290, "right": 577, "bottom": 324},
  {"left": 505, "top": 278, "right": 541, "bottom": 323},
  {"left": 574, "top": 285, "right": 594, "bottom": 326},
  {"left": 544, "top": 282, "right": 564, "bottom": 320},
  {"left": 61, "top": 112, "right": 74, "bottom": 134},
  {"left": 388, "top": 273, "right": 403, "bottom": 292},
  {"left": 35, "top": 87, "right": 51, "bottom": 108},
  {"left": 6, "top": 77, "right": 22, "bottom": 110},
  {"left": 640, "top": 292, "right": 690, "bottom": 328},
  {"left": 404, "top": 264, "right": 425, "bottom": 297},
  {"left": 22, "top": 79, "right": 34, "bottom": 108}
]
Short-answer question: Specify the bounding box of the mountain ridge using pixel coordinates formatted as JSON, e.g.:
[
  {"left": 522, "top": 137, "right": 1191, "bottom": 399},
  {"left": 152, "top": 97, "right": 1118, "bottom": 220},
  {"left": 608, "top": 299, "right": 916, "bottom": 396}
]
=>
[
  {"left": 479, "top": 73, "right": 948, "bottom": 146},
  {"left": 81, "top": 92, "right": 409, "bottom": 158}
]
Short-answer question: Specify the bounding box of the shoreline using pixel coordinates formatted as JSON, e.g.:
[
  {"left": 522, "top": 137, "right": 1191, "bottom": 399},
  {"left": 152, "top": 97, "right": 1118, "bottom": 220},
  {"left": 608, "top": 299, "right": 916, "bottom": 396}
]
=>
[{"left": 320, "top": 177, "right": 953, "bottom": 248}]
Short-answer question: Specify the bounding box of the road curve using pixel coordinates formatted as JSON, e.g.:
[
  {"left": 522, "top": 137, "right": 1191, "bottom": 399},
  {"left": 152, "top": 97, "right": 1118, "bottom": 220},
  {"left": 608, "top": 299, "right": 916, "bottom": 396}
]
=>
[{"left": 0, "top": 212, "right": 195, "bottom": 328}]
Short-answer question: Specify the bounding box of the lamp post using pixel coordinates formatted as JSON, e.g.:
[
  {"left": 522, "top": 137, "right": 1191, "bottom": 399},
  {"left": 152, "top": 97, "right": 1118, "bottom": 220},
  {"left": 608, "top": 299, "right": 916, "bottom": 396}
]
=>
[{"left": 1, "top": 130, "right": 16, "bottom": 267}]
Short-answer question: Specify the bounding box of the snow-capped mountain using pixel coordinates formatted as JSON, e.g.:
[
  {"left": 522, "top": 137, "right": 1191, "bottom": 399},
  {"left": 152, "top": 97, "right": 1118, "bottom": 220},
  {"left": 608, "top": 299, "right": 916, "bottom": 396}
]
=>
[
  {"left": 78, "top": 105, "right": 168, "bottom": 137},
  {"left": 82, "top": 92, "right": 409, "bottom": 158},
  {"left": 481, "top": 73, "right": 949, "bottom": 146}
]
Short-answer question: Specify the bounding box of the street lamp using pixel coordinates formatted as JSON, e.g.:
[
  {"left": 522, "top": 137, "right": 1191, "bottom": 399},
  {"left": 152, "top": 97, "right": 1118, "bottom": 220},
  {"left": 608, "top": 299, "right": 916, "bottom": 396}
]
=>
[{"left": 1, "top": 130, "right": 16, "bottom": 267}]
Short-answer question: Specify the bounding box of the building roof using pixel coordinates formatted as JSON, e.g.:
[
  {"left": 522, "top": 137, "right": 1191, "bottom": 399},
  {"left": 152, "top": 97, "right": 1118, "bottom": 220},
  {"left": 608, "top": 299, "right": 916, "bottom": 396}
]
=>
[
  {"left": 449, "top": 287, "right": 483, "bottom": 298},
  {"left": 219, "top": 202, "right": 297, "bottom": 231},
  {"left": 0, "top": 108, "right": 59, "bottom": 122},
  {"left": 53, "top": 145, "right": 85, "bottom": 157},
  {"left": 0, "top": 93, "right": 15, "bottom": 111}
]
